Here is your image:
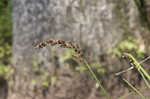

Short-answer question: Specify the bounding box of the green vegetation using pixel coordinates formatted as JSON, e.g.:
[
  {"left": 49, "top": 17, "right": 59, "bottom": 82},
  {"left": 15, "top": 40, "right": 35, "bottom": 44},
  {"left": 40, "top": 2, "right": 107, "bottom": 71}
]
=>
[
  {"left": 42, "top": 72, "right": 50, "bottom": 87},
  {"left": 59, "top": 49, "right": 75, "bottom": 62},
  {"left": 31, "top": 59, "right": 57, "bottom": 87},
  {"left": 110, "top": 36, "right": 145, "bottom": 59},
  {"left": 0, "top": 62, "right": 14, "bottom": 79},
  {"left": 0, "top": 0, "right": 13, "bottom": 79},
  {"left": 123, "top": 78, "right": 146, "bottom": 99},
  {"left": 119, "top": 85, "right": 150, "bottom": 99},
  {"left": 84, "top": 60, "right": 109, "bottom": 99},
  {"left": 92, "top": 56, "right": 105, "bottom": 74},
  {"left": 118, "top": 53, "right": 150, "bottom": 99},
  {"left": 124, "top": 53, "right": 150, "bottom": 80},
  {"left": 34, "top": 37, "right": 150, "bottom": 99},
  {"left": 35, "top": 40, "right": 110, "bottom": 99},
  {"left": 59, "top": 49, "right": 105, "bottom": 74},
  {"left": 1, "top": 0, "right": 149, "bottom": 98}
]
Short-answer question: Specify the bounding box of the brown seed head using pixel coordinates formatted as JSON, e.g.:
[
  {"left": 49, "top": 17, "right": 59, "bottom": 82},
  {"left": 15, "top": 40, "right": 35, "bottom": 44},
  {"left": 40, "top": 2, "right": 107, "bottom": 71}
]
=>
[{"left": 34, "top": 39, "right": 84, "bottom": 62}]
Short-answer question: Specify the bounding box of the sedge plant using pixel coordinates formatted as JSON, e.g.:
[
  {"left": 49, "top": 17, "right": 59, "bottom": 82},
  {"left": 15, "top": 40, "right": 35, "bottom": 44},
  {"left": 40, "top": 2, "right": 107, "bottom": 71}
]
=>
[
  {"left": 117, "top": 53, "right": 150, "bottom": 99},
  {"left": 34, "top": 39, "right": 110, "bottom": 99}
]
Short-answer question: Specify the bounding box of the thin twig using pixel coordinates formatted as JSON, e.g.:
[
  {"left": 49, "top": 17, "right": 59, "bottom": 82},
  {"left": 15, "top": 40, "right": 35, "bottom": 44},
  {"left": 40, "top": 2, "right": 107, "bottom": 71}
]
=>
[{"left": 115, "top": 67, "right": 134, "bottom": 76}]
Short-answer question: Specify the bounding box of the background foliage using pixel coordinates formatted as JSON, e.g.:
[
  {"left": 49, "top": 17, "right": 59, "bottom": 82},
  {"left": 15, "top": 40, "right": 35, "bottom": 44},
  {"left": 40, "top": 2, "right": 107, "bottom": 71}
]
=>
[{"left": 0, "top": 0, "right": 12, "bottom": 79}]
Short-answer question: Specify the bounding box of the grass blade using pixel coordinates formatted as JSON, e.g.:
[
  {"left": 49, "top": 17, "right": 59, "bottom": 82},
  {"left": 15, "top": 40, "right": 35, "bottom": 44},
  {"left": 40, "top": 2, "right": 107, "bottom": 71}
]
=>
[
  {"left": 123, "top": 53, "right": 150, "bottom": 80},
  {"left": 138, "top": 70, "right": 150, "bottom": 88},
  {"left": 123, "top": 78, "right": 146, "bottom": 99},
  {"left": 35, "top": 39, "right": 110, "bottom": 99},
  {"left": 84, "top": 60, "right": 110, "bottom": 99},
  {"left": 119, "top": 85, "right": 150, "bottom": 99}
]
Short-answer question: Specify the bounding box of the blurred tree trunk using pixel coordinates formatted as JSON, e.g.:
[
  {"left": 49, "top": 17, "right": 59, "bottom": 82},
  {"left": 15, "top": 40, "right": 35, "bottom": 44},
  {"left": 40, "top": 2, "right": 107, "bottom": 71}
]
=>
[
  {"left": 145, "top": 0, "right": 150, "bottom": 25},
  {"left": 10, "top": 0, "right": 145, "bottom": 99}
]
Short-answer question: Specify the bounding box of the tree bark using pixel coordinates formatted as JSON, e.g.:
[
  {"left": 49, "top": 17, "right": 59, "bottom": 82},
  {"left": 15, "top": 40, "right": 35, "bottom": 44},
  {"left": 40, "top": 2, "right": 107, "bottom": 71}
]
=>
[{"left": 11, "top": 0, "right": 144, "bottom": 99}]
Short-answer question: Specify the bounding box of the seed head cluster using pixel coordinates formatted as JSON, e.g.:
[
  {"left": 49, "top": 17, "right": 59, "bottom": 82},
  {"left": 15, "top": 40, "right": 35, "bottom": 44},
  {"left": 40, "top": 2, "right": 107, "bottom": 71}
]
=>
[{"left": 34, "top": 40, "right": 84, "bottom": 61}]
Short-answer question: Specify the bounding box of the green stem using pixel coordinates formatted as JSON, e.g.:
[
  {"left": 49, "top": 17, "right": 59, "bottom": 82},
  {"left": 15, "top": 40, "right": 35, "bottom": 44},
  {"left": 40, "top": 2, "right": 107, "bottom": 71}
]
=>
[
  {"left": 84, "top": 60, "right": 110, "bottom": 99},
  {"left": 119, "top": 85, "right": 150, "bottom": 99},
  {"left": 138, "top": 70, "right": 150, "bottom": 88},
  {"left": 123, "top": 78, "right": 146, "bottom": 99},
  {"left": 125, "top": 53, "right": 150, "bottom": 80}
]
